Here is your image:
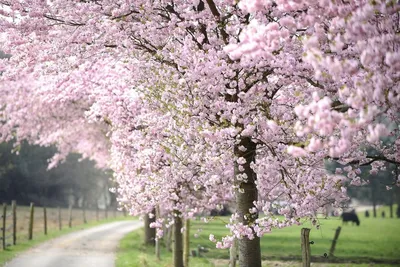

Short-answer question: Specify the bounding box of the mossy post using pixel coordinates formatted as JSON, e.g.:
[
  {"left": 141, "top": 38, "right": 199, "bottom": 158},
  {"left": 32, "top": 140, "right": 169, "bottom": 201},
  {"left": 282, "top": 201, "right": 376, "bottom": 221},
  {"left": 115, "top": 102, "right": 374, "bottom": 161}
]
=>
[
  {"left": 68, "top": 205, "right": 72, "bottom": 228},
  {"left": 58, "top": 207, "right": 62, "bottom": 230},
  {"left": 28, "top": 202, "right": 34, "bottom": 240},
  {"left": 329, "top": 226, "right": 341, "bottom": 257},
  {"left": 82, "top": 207, "right": 87, "bottom": 224},
  {"left": 2, "top": 203, "right": 6, "bottom": 249},
  {"left": 12, "top": 200, "right": 16, "bottom": 245},
  {"left": 301, "top": 228, "right": 311, "bottom": 267},
  {"left": 43, "top": 207, "right": 47, "bottom": 235},
  {"left": 183, "top": 218, "right": 190, "bottom": 267}
]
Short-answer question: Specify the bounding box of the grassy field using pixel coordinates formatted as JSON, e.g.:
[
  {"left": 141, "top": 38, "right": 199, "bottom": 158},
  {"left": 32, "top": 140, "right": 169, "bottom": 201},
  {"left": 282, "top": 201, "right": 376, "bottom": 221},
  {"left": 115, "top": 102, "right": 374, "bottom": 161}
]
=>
[
  {"left": 117, "top": 206, "right": 400, "bottom": 267},
  {"left": 190, "top": 207, "right": 400, "bottom": 263},
  {"left": 0, "top": 203, "right": 127, "bottom": 266}
]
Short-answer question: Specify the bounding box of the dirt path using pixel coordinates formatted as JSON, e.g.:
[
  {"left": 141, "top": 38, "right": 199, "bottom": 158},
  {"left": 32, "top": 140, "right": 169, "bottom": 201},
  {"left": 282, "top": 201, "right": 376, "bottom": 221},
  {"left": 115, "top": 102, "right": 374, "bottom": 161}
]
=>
[{"left": 4, "top": 220, "right": 142, "bottom": 267}]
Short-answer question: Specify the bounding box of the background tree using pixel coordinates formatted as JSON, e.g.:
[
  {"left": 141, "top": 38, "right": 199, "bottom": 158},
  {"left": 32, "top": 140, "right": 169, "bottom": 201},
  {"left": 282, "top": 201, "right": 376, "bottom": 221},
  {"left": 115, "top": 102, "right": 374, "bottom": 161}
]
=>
[{"left": 0, "top": 141, "right": 113, "bottom": 207}]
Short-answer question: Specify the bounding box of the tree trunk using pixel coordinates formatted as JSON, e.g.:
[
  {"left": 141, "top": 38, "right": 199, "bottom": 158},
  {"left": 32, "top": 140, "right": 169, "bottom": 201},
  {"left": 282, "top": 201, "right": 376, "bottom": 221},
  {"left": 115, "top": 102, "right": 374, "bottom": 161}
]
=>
[
  {"left": 155, "top": 206, "right": 161, "bottom": 260},
  {"left": 229, "top": 238, "right": 238, "bottom": 267},
  {"left": 234, "top": 137, "right": 261, "bottom": 267},
  {"left": 183, "top": 219, "right": 190, "bottom": 267},
  {"left": 165, "top": 224, "right": 173, "bottom": 252},
  {"left": 144, "top": 209, "right": 156, "bottom": 246},
  {"left": 173, "top": 214, "right": 184, "bottom": 267},
  {"left": 370, "top": 182, "right": 377, "bottom": 218},
  {"left": 389, "top": 190, "right": 394, "bottom": 218}
]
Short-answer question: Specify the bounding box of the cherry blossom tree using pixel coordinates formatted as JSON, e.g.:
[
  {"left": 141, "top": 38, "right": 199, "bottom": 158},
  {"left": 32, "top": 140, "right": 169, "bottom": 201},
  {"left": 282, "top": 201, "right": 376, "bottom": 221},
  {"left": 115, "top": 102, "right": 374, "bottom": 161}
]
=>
[
  {"left": 1, "top": 1, "right": 396, "bottom": 267},
  {"left": 228, "top": 0, "right": 400, "bottom": 178}
]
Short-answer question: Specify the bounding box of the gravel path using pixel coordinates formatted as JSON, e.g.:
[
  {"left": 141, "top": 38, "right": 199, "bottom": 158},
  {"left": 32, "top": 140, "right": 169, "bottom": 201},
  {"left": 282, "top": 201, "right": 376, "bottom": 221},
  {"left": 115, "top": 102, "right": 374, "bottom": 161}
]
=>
[{"left": 5, "top": 220, "right": 142, "bottom": 267}]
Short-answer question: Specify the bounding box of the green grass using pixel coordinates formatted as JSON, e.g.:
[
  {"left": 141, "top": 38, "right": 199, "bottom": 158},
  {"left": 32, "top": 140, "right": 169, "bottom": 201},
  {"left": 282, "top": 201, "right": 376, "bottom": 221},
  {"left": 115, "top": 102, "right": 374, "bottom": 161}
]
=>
[
  {"left": 0, "top": 216, "right": 133, "bottom": 267},
  {"left": 189, "top": 208, "right": 400, "bottom": 264},
  {"left": 116, "top": 208, "right": 400, "bottom": 267},
  {"left": 116, "top": 228, "right": 214, "bottom": 267}
]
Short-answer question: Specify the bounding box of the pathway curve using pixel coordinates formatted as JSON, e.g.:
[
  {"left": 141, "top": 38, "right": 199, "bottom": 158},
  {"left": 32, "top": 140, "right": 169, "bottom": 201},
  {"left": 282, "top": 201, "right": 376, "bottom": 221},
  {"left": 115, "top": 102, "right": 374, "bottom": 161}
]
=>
[{"left": 5, "top": 220, "right": 142, "bottom": 267}]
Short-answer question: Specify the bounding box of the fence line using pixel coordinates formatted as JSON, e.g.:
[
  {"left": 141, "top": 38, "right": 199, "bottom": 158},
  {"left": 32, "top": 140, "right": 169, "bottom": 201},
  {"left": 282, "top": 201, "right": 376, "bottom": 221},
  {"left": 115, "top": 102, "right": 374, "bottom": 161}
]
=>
[
  {"left": 1, "top": 203, "right": 14, "bottom": 250},
  {"left": 1, "top": 200, "right": 127, "bottom": 250}
]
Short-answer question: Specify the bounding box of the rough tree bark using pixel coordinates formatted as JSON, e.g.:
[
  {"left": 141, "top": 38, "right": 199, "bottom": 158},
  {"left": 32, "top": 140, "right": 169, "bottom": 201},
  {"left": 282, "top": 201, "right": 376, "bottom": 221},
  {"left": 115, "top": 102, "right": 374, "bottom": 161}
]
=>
[
  {"left": 234, "top": 136, "right": 261, "bottom": 267},
  {"left": 144, "top": 209, "right": 156, "bottom": 246},
  {"left": 173, "top": 213, "right": 184, "bottom": 267}
]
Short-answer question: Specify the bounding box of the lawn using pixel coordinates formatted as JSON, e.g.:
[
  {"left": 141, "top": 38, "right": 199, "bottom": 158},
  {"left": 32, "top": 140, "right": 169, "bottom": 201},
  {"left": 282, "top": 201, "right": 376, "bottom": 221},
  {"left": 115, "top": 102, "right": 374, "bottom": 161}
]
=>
[
  {"left": 189, "top": 207, "right": 400, "bottom": 264},
  {"left": 117, "top": 206, "right": 400, "bottom": 267}
]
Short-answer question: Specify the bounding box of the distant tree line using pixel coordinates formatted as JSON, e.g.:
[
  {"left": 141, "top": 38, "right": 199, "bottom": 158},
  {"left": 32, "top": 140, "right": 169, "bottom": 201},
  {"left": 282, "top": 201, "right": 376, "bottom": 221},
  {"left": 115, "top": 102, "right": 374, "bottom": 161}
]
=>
[{"left": 0, "top": 141, "right": 115, "bottom": 208}]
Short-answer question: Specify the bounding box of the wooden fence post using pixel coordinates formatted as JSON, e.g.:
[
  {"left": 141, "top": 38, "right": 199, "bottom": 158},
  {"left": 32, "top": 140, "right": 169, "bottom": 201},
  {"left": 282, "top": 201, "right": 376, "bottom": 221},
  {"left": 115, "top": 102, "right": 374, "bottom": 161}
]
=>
[
  {"left": 68, "top": 205, "right": 72, "bottom": 228},
  {"left": 96, "top": 206, "right": 99, "bottom": 221},
  {"left": 183, "top": 219, "right": 190, "bottom": 267},
  {"left": 43, "top": 207, "right": 47, "bottom": 235},
  {"left": 28, "top": 202, "right": 34, "bottom": 240},
  {"left": 58, "top": 207, "right": 62, "bottom": 230},
  {"left": 301, "top": 228, "right": 311, "bottom": 267},
  {"left": 82, "top": 207, "right": 87, "bottom": 224},
  {"left": 2, "top": 203, "right": 6, "bottom": 250},
  {"left": 329, "top": 226, "right": 341, "bottom": 257},
  {"left": 12, "top": 200, "right": 16, "bottom": 245}
]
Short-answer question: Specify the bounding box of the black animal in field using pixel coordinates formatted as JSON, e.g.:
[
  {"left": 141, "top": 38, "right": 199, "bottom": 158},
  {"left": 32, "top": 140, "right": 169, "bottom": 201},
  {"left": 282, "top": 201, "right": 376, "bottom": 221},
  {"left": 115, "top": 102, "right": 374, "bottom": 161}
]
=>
[{"left": 341, "top": 210, "right": 360, "bottom": 226}]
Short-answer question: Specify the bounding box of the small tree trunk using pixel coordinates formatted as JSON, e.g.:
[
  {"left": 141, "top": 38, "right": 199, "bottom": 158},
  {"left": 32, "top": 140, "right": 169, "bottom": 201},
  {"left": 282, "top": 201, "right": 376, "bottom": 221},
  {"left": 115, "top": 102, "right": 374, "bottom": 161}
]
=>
[
  {"left": 144, "top": 209, "right": 156, "bottom": 246},
  {"left": 234, "top": 137, "right": 261, "bottom": 267},
  {"left": 173, "top": 213, "right": 184, "bottom": 267},
  {"left": 155, "top": 206, "right": 161, "bottom": 260},
  {"left": 165, "top": 225, "right": 173, "bottom": 252},
  {"left": 389, "top": 204, "right": 393, "bottom": 218},
  {"left": 371, "top": 184, "right": 377, "bottom": 218},
  {"left": 229, "top": 238, "right": 238, "bottom": 267},
  {"left": 372, "top": 201, "right": 377, "bottom": 218},
  {"left": 183, "top": 219, "right": 190, "bottom": 267},
  {"left": 389, "top": 190, "right": 394, "bottom": 218}
]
